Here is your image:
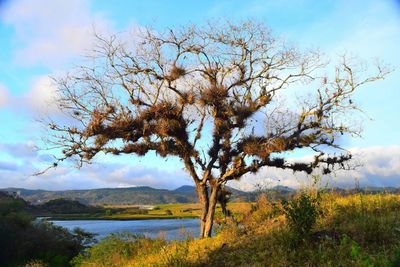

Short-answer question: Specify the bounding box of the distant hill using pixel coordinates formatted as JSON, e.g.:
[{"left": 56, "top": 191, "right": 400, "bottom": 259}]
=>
[
  {"left": 38, "top": 198, "right": 101, "bottom": 214},
  {"left": 1, "top": 185, "right": 396, "bottom": 206},
  {"left": 0, "top": 191, "right": 40, "bottom": 215},
  {"left": 1, "top": 186, "right": 194, "bottom": 205},
  {"left": 173, "top": 185, "right": 197, "bottom": 194},
  {"left": 0, "top": 185, "right": 255, "bottom": 205}
]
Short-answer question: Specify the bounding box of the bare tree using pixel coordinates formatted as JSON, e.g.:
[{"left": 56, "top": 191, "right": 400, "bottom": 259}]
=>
[{"left": 42, "top": 21, "right": 388, "bottom": 238}]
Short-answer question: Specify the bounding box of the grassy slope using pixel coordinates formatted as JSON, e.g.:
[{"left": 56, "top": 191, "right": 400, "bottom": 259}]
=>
[{"left": 73, "top": 193, "right": 400, "bottom": 267}]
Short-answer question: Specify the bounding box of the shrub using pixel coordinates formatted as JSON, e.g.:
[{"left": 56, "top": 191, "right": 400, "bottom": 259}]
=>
[
  {"left": 105, "top": 209, "right": 113, "bottom": 216},
  {"left": 246, "top": 193, "right": 281, "bottom": 225},
  {"left": 71, "top": 232, "right": 166, "bottom": 267},
  {"left": 282, "top": 191, "right": 321, "bottom": 242},
  {"left": 165, "top": 209, "right": 173, "bottom": 216},
  {"left": 0, "top": 193, "right": 93, "bottom": 267}
]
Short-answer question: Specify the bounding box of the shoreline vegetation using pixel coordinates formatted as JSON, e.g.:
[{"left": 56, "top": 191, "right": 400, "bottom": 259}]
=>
[
  {"left": 40, "top": 202, "right": 253, "bottom": 221},
  {"left": 45, "top": 215, "right": 199, "bottom": 220}
]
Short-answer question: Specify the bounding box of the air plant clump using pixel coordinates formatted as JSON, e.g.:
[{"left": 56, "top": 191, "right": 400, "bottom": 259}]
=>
[
  {"left": 240, "top": 136, "right": 269, "bottom": 159},
  {"left": 157, "top": 118, "right": 181, "bottom": 137},
  {"left": 323, "top": 168, "right": 332, "bottom": 175},
  {"left": 298, "top": 135, "right": 317, "bottom": 147},
  {"left": 214, "top": 118, "right": 230, "bottom": 135},
  {"left": 239, "top": 136, "right": 289, "bottom": 159},
  {"left": 269, "top": 157, "right": 285, "bottom": 168},
  {"left": 151, "top": 102, "right": 180, "bottom": 119},
  {"left": 291, "top": 163, "right": 313, "bottom": 174},
  {"left": 85, "top": 109, "right": 107, "bottom": 136},
  {"left": 122, "top": 143, "right": 149, "bottom": 156},
  {"left": 265, "top": 137, "right": 288, "bottom": 152},
  {"left": 258, "top": 94, "right": 271, "bottom": 106},
  {"left": 243, "top": 141, "right": 263, "bottom": 157},
  {"left": 94, "top": 135, "right": 109, "bottom": 148},
  {"left": 167, "top": 65, "right": 186, "bottom": 81},
  {"left": 157, "top": 140, "right": 181, "bottom": 157},
  {"left": 234, "top": 105, "right": 255, "bottom": 126},
  {"left": 179, "top": 92, "right": 196, "bottom": 105},
  {"left": 200, "top": 85, "right": 228, "bottom": 105}
]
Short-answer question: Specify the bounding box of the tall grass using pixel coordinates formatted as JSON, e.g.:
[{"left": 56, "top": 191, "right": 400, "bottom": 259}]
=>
[{"left": 72, "top": 193, "right": 400, "bottom": 266}]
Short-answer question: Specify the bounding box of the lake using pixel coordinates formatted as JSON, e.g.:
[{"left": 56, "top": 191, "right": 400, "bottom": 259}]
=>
[{"left": 51, "top": 219, "right": 200, "bottom": 240}]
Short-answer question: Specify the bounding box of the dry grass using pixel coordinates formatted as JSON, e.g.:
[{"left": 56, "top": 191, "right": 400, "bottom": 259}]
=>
[{"left": 72, "top": 193, "right": 400, "bottom": 267}]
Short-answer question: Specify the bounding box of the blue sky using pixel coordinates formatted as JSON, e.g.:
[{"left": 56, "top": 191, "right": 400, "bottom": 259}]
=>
[{"left": 0, "top": 0, "right": 399, "bottom": 190}]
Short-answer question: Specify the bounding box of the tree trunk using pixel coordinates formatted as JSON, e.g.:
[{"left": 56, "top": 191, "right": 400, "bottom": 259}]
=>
[
  {"left": 204, "top": 183, "right": 218, "bottom": 237},
  {"left": 196, "top": 183, "right": 219, "bottom": 238},
  {"left": 196, "top": 184, "right": 209, "bottom": 238}
]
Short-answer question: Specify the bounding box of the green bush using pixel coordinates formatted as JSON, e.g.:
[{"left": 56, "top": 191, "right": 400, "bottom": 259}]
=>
[
  {"left": 0, "top": 193, "right": 93, "bottom": 266},
  {"left": 282, "top": 191, "right": 321, "bottom": 242}
]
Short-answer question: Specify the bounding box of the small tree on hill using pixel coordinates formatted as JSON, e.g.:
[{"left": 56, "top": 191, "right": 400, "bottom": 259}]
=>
[{"left": 41, "top": 21, "right": 388, "bottom": 238}]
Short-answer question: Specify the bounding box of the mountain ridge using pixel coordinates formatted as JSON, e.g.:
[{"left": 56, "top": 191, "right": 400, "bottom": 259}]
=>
[
  {"left": 2, "top": 185, "right": 397, "bottom": 206},
  {"left": 0, "top": 185, "right": 256, "bottom": 205}
]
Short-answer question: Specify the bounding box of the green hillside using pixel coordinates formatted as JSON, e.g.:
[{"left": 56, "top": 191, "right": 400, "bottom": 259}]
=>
[{"left": 1, "top": 186, "right": 257, "bottom": 205}]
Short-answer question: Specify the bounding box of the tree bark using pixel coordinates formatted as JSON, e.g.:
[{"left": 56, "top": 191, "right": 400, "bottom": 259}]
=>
[
  {"left": 196, "top": 183, "right": 219, "bottom": 238},
  {"left": 203, "top": 183, "right": 218, "bottom": 237},
  {"left": 196, "top": 184, "right": 209, "bottom": 238}
]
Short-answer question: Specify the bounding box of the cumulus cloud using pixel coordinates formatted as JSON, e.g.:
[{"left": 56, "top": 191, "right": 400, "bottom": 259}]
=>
[
  {"left": 333, "top": 145, "right": 400, "bottom": 187},
  {"left": 1, "top": 75, "right": 64, "bottom": 119},
  {"left": 2, "top": 0, "right": 112, "bottom": 68},
  {"left": 0, "top": 140, "right": 191, "bottom": 190},
  {"left": 0, "top": 161, "right": 191, "bottom": 190},
  {"left": 231, "top": 145, "right": 400, "bottom": 191},
  {"left": 22, "top": 76, "right": 59, "bottom": 113}
]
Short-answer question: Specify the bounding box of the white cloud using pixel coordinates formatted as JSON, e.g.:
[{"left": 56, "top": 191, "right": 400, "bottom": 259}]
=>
[
  {"left": 2, "top": 0, "right": 112, "bottom": 68},
  {"left": 0, "top": 75, "right": 60, "bottom": 115},
  {"left": 231, "top": 145, "right": 400, "bottom": 191},
  {"left": 22, "top": 76, "right": 58, "bottom": 113},
  {"left": 0, "top": 142, "right": 192, "bottom": 190}
]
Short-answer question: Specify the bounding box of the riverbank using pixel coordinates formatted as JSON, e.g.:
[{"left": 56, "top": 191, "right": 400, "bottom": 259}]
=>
[
  {"left": 44, "top": 214, "right": 199, "bottom": 220},
  {"left": 39, "top": 202, "right": 253, "bottom": 221}
]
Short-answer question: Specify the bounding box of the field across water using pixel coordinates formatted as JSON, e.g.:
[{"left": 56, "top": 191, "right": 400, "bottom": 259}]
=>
[{"left": 45, "top": 202, "right": 254, "bottom": 220}]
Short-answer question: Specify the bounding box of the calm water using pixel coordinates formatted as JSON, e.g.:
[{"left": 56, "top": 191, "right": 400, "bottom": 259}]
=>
[{"left": 51, "top": 219, "right": 200, "bottom": 240}]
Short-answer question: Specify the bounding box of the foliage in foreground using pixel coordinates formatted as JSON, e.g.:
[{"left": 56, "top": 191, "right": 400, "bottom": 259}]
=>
[
  {"left": 0, "top": 192, "right": 94, "bottom": 267},
  {"left": 72, "top": 192, "right": 400, "bottom": 267}
]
